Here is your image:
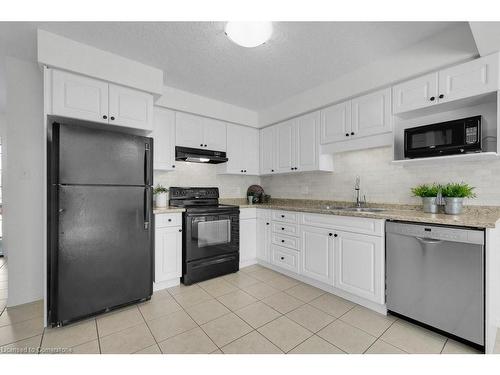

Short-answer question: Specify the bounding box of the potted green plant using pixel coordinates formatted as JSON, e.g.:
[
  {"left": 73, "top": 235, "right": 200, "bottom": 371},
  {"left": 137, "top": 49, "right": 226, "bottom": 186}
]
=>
[
  {"left": 441, "top": 182, "right": 476, "bottom": 215},
  {"left": 153, "top": 185, "right": 169, "bottom": 208},
  {"left": 411, "top": 183, "right": 442, "bottom": 213}
]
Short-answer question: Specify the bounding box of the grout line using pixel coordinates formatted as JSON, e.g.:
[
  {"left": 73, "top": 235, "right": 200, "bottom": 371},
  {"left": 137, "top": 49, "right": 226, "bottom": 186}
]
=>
[
  {"left": 38, "top": 328, "right": 45, "bottom": 354},
  {"left": 182, "top": 306, "right": 224, "bottom": 352},
  {"left": 136, "top": 304, "right": 163, "bottom": 354},
  {"left": 440, "top": 338, "right": 448, "bottom": 354},
  {"left": 94, "top": 319, "right": 102, "bottom": 354},
  {"left": 362, "top": 318, "right": 400, "bottom": 354}
]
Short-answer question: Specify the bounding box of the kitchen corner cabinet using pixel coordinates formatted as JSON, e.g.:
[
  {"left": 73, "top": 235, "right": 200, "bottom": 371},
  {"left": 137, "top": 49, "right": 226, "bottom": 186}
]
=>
[
  {"left": 155, "top": 214, "right": 182, "bottom": 286},
  {"left": 50, "top": 69, "right": 153, "bottom": 131},
  {"left": 260, "top": 126, "right": 277, "bottom": 174},
  {"left": 152, "top": 107, "right": 176, "bottom": 171},
  {"left": 217, "top": 124, "right": 259, "bottom": 175},
  {"left": 240, "top": 208, "right": 257, "bottom": 267},
  {"left": 175, "top": 112, "right": 227, "bottom": 151}
]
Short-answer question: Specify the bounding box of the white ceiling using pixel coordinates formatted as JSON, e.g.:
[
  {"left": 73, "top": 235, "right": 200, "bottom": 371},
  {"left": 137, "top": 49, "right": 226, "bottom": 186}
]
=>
[{"left": 0, "top": 21, "right": 473, "bottom": 110}]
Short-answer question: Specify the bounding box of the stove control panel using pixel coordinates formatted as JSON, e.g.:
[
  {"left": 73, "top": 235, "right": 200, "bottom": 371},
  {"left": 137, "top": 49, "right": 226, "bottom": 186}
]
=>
[{"left": 170, "top": 187, "right": 219, "bottom": 200}]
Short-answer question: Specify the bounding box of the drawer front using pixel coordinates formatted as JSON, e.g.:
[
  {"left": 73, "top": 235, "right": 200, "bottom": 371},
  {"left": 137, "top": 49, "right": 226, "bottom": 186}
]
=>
[
  {"left": 240, "top": 207, "right": 257, "bottom": 220},
  {"left": 155, "top": 213, "right": 182, "bottom": 228},
  {"left": 271, "top": 233, "right": 300, "bottom": 251},
  {"left": 272, "top": 210, "right": 299, "bottom": 224},
  {"left": 271, "top": 245, "right": 299, "bottom": 273},
  {"left": 301, "top": 213, "right": 384, "bottom": 236},
  {"left": 272, "top": 222, "right": 299, "bottom": 237}
]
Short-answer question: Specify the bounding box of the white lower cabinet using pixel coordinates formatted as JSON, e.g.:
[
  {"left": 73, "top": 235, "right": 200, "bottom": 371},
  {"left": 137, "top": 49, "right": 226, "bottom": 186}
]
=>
[
  {"left": 154, "top": 214, "right": 182, "bottom": 287},
  {"left": 300, "top": 226, "right": 334, "bottom": 285},
  {"left": 256, "top": 210, "right": 271, "bottom": 262},
  {"left": 334, "top": 230, "right": 384, "bottom": 304},
  {"left": 271, "top": 245, "right": 300, "bottom": 273},
  {"left": 240, "top": 208, "right": 257, "bottom": 267}
]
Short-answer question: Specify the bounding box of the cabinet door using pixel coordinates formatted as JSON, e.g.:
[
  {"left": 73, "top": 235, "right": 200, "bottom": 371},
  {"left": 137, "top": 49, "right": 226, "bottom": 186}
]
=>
[
  {"left": 392, "top": 73, "right": 438, "bottom": 114},
  {"left": 203, "top": 118, "right": 227, "bottom": 151},
  {"left": 351, "top": 88, "right": 392, "bottom": 138},
  {"left": 240, "top": 218, "right": 257, "bottom": 265},
  {"left": 256, "top": 217, "right": 271, "bottom": 262},
  {"left": 52, "top": 69, "right": 109, "bottom": 124},
  {"left": 155, "top": 226, "right": 182, "bottom": 282},
  {"left": 320, "top": 100, "right": 351, "bottom": 144},
  {"left": 108, "top": 84, "right": 153, "bottom": 131},
  {"left": 295, "top": 111, "right": 319, "bottom": 172},
  {"left": 276, "top": 120, "right": 295, "bottom": 173},
  {"left": 175, "top": 112, "right": 204, "bottom": 148},
  {"left": 243, "top": 126, "right": 260, "bottom": 175},
  {"left": 334, "top": 231, "right": 384, "bottom": 304},
  {"left": 260, "top": 126, "right": 276, "bottom": 174},
  {"left": 438, "top": 54, "right": 499, "bottom": 104},
  {"left": 300, "top": 226, "right": 334, "bottom": 285},
  {"left": 152, "top": 107, "right": 176, "bottom": 171},
  {"left": 225, "top": 124, "right": 245, "bottom": 173}
]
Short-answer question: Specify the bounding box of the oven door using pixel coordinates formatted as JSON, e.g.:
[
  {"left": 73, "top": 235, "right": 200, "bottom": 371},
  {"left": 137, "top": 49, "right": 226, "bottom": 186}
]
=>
[{"left": 185, "top": 210, "right": 239, "bottom": 261}]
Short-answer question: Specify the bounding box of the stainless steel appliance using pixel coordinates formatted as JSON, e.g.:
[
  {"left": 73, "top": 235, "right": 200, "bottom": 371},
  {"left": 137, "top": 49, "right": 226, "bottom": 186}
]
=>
[
  {"left": 169, "top": 187, "right": 239, "bottom": 285},
  {"left": 175, "top": 146, "right": 228, "bottom": 164},
  {"left": 404, "top": 116, "right": 482, "bottom": 159},
  {"left": 386, "top": 221, "right": 484, "bottom": 349},
  {"left": 47, "top": 118, "right": 154, "bottom": 326}
]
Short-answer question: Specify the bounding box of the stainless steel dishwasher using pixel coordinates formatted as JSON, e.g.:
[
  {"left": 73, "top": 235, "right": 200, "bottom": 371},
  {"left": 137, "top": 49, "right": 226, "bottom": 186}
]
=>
[{"left": 386, "top": 221, "right": 484, "bottom": 348}]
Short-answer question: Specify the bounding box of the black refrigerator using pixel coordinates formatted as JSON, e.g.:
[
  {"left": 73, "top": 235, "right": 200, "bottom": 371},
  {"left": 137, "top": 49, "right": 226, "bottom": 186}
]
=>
[{"left": 47, "top": 117, "right": 154, "bottom": 326}]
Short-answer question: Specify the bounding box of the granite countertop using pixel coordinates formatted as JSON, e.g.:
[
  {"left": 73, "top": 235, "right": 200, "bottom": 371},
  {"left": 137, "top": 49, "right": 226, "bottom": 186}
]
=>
[
  {"left": 153, "top": 207, "right": 185, "bottom": 214},
  {"left": 220, "top": 198, "right": 500, "bottom": 228}
]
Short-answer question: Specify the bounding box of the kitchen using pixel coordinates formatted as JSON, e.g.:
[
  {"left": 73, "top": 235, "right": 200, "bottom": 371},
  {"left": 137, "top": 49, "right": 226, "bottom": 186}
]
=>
[{"left": 1, "top": 9, "right": 500, "bottom": 370}]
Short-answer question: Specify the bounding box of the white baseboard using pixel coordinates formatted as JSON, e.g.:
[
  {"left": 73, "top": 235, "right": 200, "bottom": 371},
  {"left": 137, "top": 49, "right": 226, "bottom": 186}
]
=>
[
  {"left": 153, "top": 278, "right": 180, "bottom": 292},
  {"left": 240, "top": 259, "right": 258, "bottom": 269}
]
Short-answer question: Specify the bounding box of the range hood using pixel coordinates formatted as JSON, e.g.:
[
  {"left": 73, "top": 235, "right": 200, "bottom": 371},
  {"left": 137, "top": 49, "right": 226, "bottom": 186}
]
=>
[{"left": 175, "top": 146, "right": 228, "bottom": 164}]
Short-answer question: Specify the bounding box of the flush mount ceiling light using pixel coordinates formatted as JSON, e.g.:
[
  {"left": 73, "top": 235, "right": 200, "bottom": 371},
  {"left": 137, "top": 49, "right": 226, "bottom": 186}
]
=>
[{"left": 225, "top": 21, "right": 273, "bottom": 48}]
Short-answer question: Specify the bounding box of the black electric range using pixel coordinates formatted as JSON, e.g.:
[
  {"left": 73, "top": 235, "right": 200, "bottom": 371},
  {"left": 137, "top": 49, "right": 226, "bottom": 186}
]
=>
[{"left": 169, "top": 187, "right": 240, "bottom": 285}]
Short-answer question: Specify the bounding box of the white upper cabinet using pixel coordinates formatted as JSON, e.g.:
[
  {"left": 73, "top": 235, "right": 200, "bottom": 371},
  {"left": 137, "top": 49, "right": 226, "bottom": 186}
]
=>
[
  {"left": 108, "top": 84, "right": 153, "bottom": 131},
  {"left": 260, "top": 126, "right": 277, "bottom": 174},
  {"left": 152, "top": 107, "right": 176, "bottom": 171},
  {"left": 52, "top": 69, "right": 109, "bottom": 124},
  {"left": 392, "top": 73, "right": 438, "bottom": 114},
  {"left": 50, "top": 69, "right": 154, "bottom": 131},
  {"left": 276, "top": 120, "right": 296, "bottom": 173},
  {"left": 392, "top": 54, "right": 499, "bottom": 114},
  {"left": 320, "top": 100, "right": 351, "bottom": 144},
  {"left": 175, "top": 112, "right": 227, "bottom": 151},
  {"left": 218, "top": 124, "right": 259, "bottom": 175},
  {"left": 351, "top": 87, "right": 392, "bottom": 138},
  {"left": 438, "top": 53, "right": 499, "bottom": 103},
  {"left": 295, "top": 112, "right": 319, "bottom": 172}
]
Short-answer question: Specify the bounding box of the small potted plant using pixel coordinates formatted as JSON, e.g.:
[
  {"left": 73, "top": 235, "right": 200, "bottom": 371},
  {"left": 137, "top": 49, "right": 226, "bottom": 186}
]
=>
[
  {"left": 153, "top": 185, "right": 169, "bottom": 208},
  {"left": 411, "top": 183, "right": 442, "bottom": 213},
  {"left": 441, "top": 182, "right": 476, "bottom": 215}
]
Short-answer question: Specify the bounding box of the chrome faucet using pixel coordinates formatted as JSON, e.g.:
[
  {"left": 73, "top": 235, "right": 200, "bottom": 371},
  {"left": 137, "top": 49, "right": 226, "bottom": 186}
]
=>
[{"left": 354, "top": 176, "right": 364, "bottom": 208}]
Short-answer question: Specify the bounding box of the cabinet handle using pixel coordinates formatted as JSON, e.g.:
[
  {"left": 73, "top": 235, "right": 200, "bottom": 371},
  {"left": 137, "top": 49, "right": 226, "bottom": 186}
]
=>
[
  {"left": 281, "top": 227, "right": 285, "bottom": 230},
  {"left": 280, "top": 257, "right": 285, "bottom": 260},
  {"left": 430, "top": 96, "right": 435, "bottom": 101},
  {"left": 241, "top": 170, "right": 244, "bottom": 172},
  {"left": 110, "top": 116, "right": 115, "bottom": 121},
  {"left": 334, "top": 234, "right": 338, "bottom": 237},
  {"left": 178, "top": 229, "right": 182, "bottom": 232},
  {"left": 281, "top": 215, "right": 285, "bottom": 218},
  {"left": 204, "top": 144, "right": 207, "bottom": 147},
  {"left": 200, "top": 144, "right": 203, "bottom": 147},
  {"left": 350, "top": 132, "right": 354, "bottom": 136},
  {"left": 346, "top": 133, "right": 350, "bottom": 137},
  {"left": 172, "top": 165, "right": 175, "bottom": 168},
  {"left": 439, "top": 94, "right": 444, "bottom": 99},
  {"left": 168, "top": 218, "right": 172, "bottom": 222},
  {"left": 102, "top": 115, "right": 107, "bottom": 120},
  {"left": 266, "top": 222, "right": 270, "bottom": 225},
  {"left": 281, "top": 240, "right": 285, "bottom": 243},
  {"left": 244, "top": 170, "right": 247, "bottom": 172},
  {"left": 290, "top": 167, "right": 293, "bottom": 170},
  {"left": 329, "top": 233, "right": 333, "bottom": 236},
  {"left": 271, "top": 169, "right": 274, "bottom": 172}
]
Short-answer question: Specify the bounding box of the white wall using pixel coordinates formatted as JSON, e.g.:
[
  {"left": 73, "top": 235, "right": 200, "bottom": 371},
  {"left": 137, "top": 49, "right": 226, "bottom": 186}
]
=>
[{"left": 4, "top": 57, "right": 44, "bottom": 306}]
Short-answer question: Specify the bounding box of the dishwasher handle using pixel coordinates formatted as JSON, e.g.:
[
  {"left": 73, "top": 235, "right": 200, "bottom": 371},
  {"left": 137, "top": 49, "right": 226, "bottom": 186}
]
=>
[{"left": 416, "top": 237, "right": 444, "bottom": 245}]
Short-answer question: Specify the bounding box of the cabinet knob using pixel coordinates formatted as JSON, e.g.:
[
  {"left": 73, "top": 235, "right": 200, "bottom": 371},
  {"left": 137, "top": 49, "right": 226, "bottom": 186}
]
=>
[
  {"left": 200, "top": 144, "right": 203, "bottom": 147},
  {"left": 281, "top": 227, "right": 285, "bottom": 230},
  {"left": 110, "top": 116, "right": 115, "bottom": 121},
  {"left": 204, "top": 144, "right": 207, "bottom": 147},
  {"left": 334, "top": 234, "right": 338, "bottom": 237},
  {"left": 271, "top": 169, "right": 274, "bottom": 172},
  {"left": 281, "top": 215, "right": 285, "bottom": 218},
  {"left": 244, "top": 170, "right": 247, "bottom": 172},
  {"left": 178, "top": 229, "right": 182, "bottom": 232},
  {"left": 241, "top": 170, "right": 244, "bottom": 172},
  {"left": 346, "top": 133, "right": 350, "bottom": 137},
  {"left": 290, "top": 167, "right": 293, "bottom": 170},
  {"left": 280, "top": 257, "right": 284, "bottom": 260},
  {"left": 430, "top": 96, "right": 435, "bottom": 101},
  {"left": 329, "top": 233, "right": 333, "bottom": 236},
  {"left": 172, "top": 165, "right": 175, "bottom": 168},
  {"left": 102, "top": 115, "right": 107, "bottom": 119},
  {"left": 266, "top": 222, "right": 270, "bottom": 225},
  {"left": 168, "top": 218, "right": 172, "bottom": 222},
  {"left": 281, "top": 239, "right": 285, "bottom": 243},
  {"left": 350, "top": 132, "right": 354, "bottom": 136},
  {"left": 439, "top": 94, "right": 444, "bottom": 99}
]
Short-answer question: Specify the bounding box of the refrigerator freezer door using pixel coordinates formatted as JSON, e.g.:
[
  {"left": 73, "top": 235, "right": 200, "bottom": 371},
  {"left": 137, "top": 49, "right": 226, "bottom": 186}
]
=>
[
  {"left": 53, "top": 185, "right": 153, "bottom": 323},
  {"left": 56, "top": 122, "right": 152, "bottom": 186}
]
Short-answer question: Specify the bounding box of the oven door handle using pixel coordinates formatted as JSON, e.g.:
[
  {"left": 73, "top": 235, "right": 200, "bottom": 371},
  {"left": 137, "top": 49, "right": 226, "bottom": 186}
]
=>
[{"left": 186, "top": 211, "right": 239, "bottom": 217}]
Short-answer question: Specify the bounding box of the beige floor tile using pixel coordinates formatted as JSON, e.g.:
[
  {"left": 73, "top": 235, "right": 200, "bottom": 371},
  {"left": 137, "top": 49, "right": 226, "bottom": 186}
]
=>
[
  {"left": 340, "top": 306, "right": 396, "bottom": 337},
  {"left": 138, "top": 296, "right": 182, "bottom": 321},
  {"left": 240, "top": 264, "right": 266, "bottom": 273},
  {"left": 42, "top": 319, "right": 97, "bottom": 349},
  {"left": 135, "top": 344, "right": 161, "bottom": 354},
  {"left": 0, "top": 334, "right": 42, "bottom": 354},
  {"left": 223, "top": 272, "right": 260, "bottom": 288},
  {"left": 210, "top": 349, "right": 223, "bottom": 354},
  {"left": 317, "top": 320, "right": 376, "bottom": 354},
  {"left": 286, "top": 304, "right": 335, "bottom": 333},
  {"left": 246, "top": 268, "right": 281, "bottom": 282},
  {"left": 185, "top": 299, "right": 230, "bottom": 325},
  {"left": 100, "top": 323, "right": 155, "bottom": 354},
  {"left": 258, "top": 316, "right": 312, "bottom": 353},
  {"left": 288, "top": 335, "right": 345, "bottom": 354},
  {"left": 172, "top": 287, "right": 213, "bottom": 308},
  {"left": 241, "top": 282, "right": 280, "bottom": 300},
  {"left": 265, "top": 274, "right": 300, "bottom": 291},
  {"left": 285, "top": 284, "right": 325, "bottom": 303},
  {"left": 0, "top": 316, "right": 44, "bottom": 347},
  {"left": 96, "top": 306, "right": 144, "bottom": 337},
  {"left": 201, "top": 312, "right": 253, "bottom": 347},
  {"left": 147, "top": 310, "right": 197, "bottom": 342},
  {"left": 365, "top": 339, "right": 407, "bottom": 354},
  {"left": 70, "top": 339, "right": 100, "bottom": 354},
  {"left": 262, "top": 292, "right": 304, "bottom": 314},
  {"left": 222, "top": 331, "right": 283, "bottom": 354},
  {"left": 309, "top": 293, "right": 355, "bottom": 317},
  {"left": 0, "top": 300, "right": 43, "bottom": 328},
  {"left": 159, "top": 327, "right": 217, "bottom": 354},
  {"left": 441, "top": 339, "right": 481, "bottom": 354},
  {"left": 198, "top": 279, "right": 238, "bottom": 298},
  {"left": 167, "top": 283, "right": 202, "bottom": 296},
  {"left": 150, "top": 289, "right": 174, "bottom": 301},
  {"left": 217, "top": 290, "right": 257, "bottom": 311},
  {"left": 380, "top": 320, "right": 446, "bottom": 354},
  {"left": 235, "top": 301, "right": 281, "bottom": 329}
]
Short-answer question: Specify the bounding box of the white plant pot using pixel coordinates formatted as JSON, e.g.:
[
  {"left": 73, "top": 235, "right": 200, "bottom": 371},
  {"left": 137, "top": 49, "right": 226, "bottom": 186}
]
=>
[{"left": 155, "top": 193, "right": 168, "bottom": 208}]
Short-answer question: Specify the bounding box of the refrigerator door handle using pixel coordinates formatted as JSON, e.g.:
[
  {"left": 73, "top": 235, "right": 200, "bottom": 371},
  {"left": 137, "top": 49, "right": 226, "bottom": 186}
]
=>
[
  {"left": 144, "top": 187, "right": 151, "bottom": 230},
  {"left": 145, "top": 142, "right": 152, "bottom": 186}
]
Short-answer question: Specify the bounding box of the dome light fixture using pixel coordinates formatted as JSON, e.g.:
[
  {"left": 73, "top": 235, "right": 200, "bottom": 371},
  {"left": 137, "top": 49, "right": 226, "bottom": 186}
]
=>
[{"left": 225, "top": 21, "right": 273, "bottom": 48}]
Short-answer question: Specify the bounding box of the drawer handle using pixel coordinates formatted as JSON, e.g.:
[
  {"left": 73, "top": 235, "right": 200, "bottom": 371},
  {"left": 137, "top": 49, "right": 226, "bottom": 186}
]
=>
[
  {"left": 281, "top": 215, "right": 285, "bottom": 218},
  {"left": 280, "top": 256, "right": 284, "bottom": 260},
  {"left": 178, "top": 229, "right": 182, "bottom": 232},
  {"left": 281, "top": 227, "right": 285, "bottom": 230},
  {"left": 266, "top": 222, "right": 270, "bottom": 225},
  {"left": 329, "top": 233, "right": 332, "bottom": 236},
  {"left": 168, "top": 218, "right": 172, "bottom": 222},
  {"left": 334, "top": 234, "right": 338, "bottom": 237}
]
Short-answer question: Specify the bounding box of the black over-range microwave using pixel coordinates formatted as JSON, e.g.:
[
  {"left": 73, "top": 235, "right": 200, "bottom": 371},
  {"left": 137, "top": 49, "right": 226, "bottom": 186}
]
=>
[{"left": 404, "top": 116, "right": 482, "bottom": 159}]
